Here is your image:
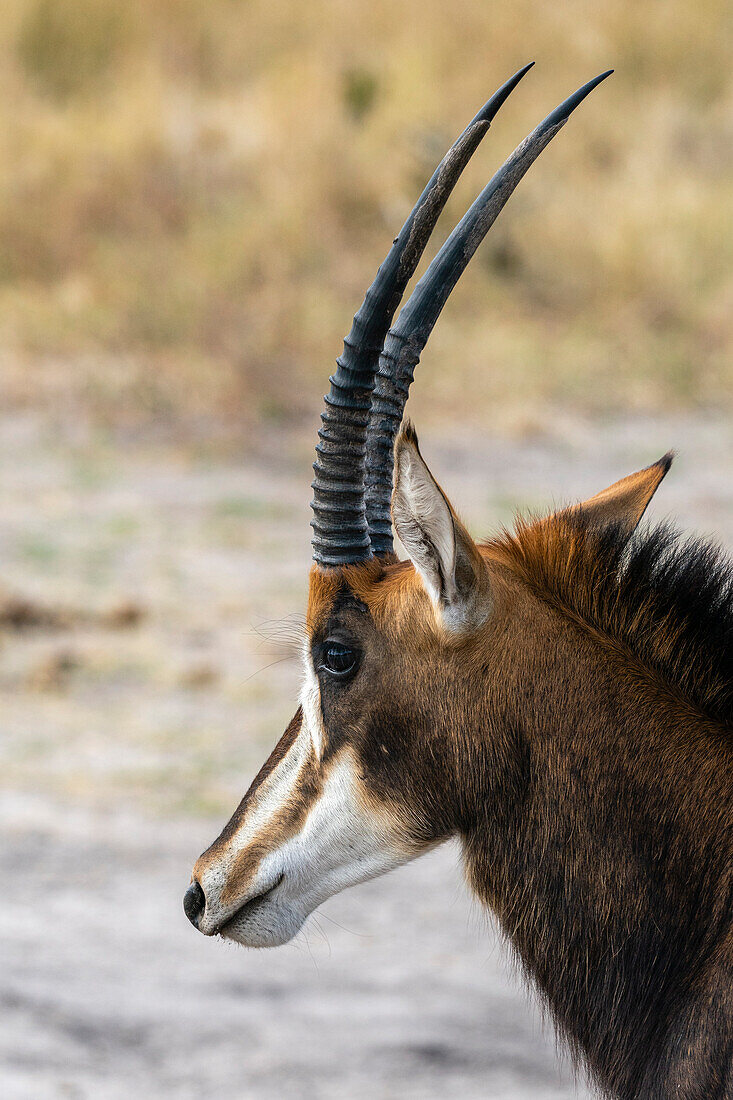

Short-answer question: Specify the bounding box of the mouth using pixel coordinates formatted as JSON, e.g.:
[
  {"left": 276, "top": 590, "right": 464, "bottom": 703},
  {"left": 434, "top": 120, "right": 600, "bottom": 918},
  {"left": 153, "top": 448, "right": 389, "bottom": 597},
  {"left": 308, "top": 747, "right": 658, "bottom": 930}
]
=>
[{"left": 218, "top": 873, "right": 285, "bottom": 937}]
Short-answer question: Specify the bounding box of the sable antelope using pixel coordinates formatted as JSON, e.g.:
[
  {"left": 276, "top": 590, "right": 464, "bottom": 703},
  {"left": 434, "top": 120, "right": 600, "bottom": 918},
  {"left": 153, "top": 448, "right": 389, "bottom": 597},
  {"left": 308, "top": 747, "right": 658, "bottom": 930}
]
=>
[{"left": 184, "top": 66, "right": 733, "bottom": 1098}]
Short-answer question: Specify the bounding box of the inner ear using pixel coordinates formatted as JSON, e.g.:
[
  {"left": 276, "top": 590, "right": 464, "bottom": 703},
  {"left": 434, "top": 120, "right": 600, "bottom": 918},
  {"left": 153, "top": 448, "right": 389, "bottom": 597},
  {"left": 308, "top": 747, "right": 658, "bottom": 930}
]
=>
[
  {"left": 393, "top": 431, "right": 456, "bottom": 605},
  {"left": 392, "top": 423, "right": 490, "bottom": 630}
]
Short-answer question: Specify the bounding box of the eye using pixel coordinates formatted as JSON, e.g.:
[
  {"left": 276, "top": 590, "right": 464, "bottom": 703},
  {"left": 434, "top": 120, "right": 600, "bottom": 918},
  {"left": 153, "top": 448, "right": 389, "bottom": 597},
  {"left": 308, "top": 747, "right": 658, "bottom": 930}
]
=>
[{"left": 320, "top": 641, "right": 358, "bottom": 678}]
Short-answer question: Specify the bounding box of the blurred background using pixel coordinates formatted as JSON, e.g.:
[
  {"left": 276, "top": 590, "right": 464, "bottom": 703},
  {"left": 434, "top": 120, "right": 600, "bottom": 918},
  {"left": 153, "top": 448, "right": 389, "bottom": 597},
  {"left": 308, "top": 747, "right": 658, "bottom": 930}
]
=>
[{"left": 1, "top": 2, "right": 731, "bottom": 1097}]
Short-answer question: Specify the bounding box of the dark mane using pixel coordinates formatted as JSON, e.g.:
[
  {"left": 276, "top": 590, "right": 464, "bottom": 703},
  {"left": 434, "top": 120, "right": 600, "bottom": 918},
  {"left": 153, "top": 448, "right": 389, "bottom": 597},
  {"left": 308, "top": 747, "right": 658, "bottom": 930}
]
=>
[{"left": 490, "top": 512, "right": 733, "bottom": 727}]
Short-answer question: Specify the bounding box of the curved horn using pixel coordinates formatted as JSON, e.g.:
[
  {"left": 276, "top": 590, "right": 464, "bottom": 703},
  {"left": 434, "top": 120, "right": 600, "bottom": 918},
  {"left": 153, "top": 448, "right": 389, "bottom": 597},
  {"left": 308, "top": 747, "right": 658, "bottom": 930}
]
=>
[
  {"left": 310, "top": 63, "right": 536, "bottom": 567},
  {"left": 364, "top": 71, "right": 613, "bottom": 557}
]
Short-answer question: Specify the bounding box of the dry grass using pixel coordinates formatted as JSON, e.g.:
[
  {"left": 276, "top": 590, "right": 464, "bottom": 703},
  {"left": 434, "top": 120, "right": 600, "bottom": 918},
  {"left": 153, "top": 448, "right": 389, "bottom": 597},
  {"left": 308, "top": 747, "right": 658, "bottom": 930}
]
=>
[{"left": 0, "top": 0, "right": 731, "bottom": 437}]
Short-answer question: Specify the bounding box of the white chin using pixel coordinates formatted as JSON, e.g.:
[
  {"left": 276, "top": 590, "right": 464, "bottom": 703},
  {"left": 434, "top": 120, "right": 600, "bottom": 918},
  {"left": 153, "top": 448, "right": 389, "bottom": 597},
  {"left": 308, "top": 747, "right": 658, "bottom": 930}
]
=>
[{"left": 220, "top": 899, "right": 305, "bottom": 949}]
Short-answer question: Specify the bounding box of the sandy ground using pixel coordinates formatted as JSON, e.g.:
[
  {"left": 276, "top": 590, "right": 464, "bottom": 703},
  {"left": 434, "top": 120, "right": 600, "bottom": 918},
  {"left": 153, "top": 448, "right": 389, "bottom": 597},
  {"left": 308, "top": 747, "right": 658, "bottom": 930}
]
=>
[{"left": 2, "top": 408, "right": 731, "bottom": 1099}]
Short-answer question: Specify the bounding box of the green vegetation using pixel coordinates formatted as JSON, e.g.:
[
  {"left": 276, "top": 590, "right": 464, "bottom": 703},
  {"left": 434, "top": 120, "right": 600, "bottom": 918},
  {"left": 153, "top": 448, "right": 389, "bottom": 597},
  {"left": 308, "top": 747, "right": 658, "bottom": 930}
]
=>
[{"left": 0, "top": 0, "right": 730, "bottom": 435}]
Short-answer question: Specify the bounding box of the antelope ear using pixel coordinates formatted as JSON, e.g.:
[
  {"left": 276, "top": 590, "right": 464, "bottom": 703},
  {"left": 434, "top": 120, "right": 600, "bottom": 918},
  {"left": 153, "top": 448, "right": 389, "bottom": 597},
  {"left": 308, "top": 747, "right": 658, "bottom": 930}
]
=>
[
  {"left": 392, "top": 423, "right": 490, "bottom": 631},
  {"left": 579, "top": 453, "right": 674, "bottom": 536}
]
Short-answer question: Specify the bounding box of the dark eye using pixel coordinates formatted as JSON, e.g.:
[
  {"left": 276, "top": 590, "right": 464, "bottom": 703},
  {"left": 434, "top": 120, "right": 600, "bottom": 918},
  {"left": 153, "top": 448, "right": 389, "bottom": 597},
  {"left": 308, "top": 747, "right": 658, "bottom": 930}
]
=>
[{"left": 320, "top": 641, "right": 357, "bottom": 677}]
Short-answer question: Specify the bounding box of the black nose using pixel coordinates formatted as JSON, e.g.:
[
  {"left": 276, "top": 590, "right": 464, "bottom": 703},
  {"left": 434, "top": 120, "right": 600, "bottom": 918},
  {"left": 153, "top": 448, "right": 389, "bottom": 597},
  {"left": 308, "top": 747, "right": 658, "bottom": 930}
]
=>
[{"left": 183, "top": 880, "right": 205, "bottom": 928}]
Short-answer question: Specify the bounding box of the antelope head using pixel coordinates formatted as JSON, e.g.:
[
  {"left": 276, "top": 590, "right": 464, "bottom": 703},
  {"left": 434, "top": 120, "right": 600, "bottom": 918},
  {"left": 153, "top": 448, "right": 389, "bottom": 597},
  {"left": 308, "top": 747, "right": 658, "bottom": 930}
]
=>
[{"left": 184, "top": 66, "right": 634, "bottom": 948}]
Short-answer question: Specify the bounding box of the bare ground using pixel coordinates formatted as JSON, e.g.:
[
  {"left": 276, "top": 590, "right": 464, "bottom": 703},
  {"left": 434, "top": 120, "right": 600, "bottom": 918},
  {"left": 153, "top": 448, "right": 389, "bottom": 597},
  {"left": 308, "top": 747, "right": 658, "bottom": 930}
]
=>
[{"left": 2, "top": 409, "right": 731, "bottom": 1099}]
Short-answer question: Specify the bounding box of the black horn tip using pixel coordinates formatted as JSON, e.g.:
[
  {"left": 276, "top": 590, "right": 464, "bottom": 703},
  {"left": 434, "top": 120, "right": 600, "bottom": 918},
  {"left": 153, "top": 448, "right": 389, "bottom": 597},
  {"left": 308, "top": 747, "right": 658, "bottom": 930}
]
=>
[
  {"left": 545, "top": 69, "right": 614, "bottom": 129},
  {"left": 479, "top": 61, "right": 535, "bottom": 124}
]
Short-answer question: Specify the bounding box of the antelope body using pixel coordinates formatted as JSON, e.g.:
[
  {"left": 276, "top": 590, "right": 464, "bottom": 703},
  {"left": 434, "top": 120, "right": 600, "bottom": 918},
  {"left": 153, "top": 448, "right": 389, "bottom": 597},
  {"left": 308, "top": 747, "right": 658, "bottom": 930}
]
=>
[{"left": 185, "top": 66, "right": 733, "bottom": 1098}]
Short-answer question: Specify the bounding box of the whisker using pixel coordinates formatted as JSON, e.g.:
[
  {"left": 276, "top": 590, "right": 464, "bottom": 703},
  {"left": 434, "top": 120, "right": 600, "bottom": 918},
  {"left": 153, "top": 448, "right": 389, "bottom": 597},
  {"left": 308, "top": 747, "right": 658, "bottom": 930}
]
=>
[
  {"left": 239, "top": 654, "right": 296, "bottom": 687},
  {"left": 310, "top": 915, "right": 332, "bottom": 959},
  {"left": 316, "top": 911, "right": 372, "bottom": 939}
]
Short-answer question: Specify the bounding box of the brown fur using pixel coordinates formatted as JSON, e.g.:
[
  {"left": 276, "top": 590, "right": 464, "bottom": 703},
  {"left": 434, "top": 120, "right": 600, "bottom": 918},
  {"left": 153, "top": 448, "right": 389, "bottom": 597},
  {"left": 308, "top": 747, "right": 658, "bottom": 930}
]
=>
[
  {"left": 300, "top": 500, "right": 733, "bottom": 1098},
  {"left": 488, "top": 508, "right": 732, "bottom": 726}
]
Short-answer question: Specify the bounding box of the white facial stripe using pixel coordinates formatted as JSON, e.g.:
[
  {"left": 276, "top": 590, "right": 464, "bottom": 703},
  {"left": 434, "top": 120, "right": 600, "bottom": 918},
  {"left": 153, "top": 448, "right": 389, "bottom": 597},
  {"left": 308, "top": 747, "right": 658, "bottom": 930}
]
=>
[
  {"left": 196, "top": 720, "right": 312, "bottom": 932},
  {"left": 196, "top": 646, "right": 425, "bottom": 948},
  {"left": 279, "top": 748, "right": 411, "bottom": 896},
  {"left": 299, "top": 642, "right": 325, "bottom": 759},
  {"left": 223, "top": 747, "right": 415, "bottom": 948}
]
